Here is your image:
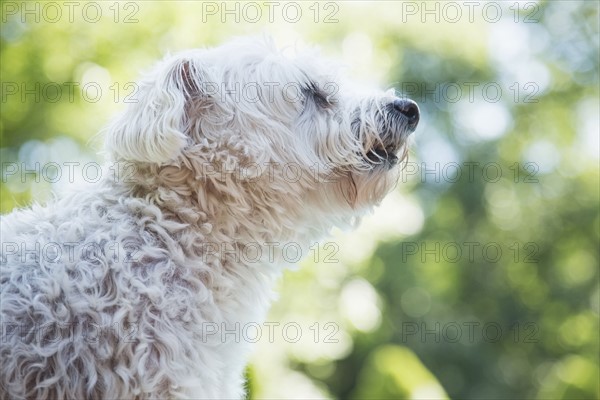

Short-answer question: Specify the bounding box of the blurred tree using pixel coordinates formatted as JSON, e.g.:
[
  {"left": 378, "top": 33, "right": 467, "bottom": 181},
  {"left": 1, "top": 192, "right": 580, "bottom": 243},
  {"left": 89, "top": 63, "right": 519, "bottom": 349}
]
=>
[{"left": 1, "top": 1, "right": 598, "bottom": 399}]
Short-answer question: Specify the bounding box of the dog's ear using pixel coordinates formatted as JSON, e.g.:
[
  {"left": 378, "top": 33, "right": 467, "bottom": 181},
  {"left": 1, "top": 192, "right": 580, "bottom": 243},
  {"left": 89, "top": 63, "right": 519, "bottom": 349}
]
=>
[{"left": 104, "top": 53, "right": 209, "bottom": 165}]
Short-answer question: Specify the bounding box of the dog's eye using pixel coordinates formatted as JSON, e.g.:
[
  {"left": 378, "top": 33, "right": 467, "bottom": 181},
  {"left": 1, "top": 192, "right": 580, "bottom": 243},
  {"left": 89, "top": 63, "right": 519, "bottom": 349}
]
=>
[
  {"left": 312, "top": 89, "right": 331, "bottom": 108},
  {"left": 304, "top": 82, "right": 335, "bottom": 109}
]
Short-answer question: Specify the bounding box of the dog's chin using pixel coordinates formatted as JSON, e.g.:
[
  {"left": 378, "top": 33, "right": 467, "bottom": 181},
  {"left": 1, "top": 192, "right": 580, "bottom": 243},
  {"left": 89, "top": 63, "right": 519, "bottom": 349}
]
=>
[
  {"left": 344, "top": 165, "right": 401, "bottom": 211},
  {"left": 336, "top": 144, "right": 407, "bottom": 211}
]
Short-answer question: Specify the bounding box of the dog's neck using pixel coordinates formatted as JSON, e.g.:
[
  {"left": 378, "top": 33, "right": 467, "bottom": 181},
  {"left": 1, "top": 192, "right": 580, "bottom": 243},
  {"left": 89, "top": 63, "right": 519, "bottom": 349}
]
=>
[{"left": 108, "top": 161, "right": 337, "bottom": 259}]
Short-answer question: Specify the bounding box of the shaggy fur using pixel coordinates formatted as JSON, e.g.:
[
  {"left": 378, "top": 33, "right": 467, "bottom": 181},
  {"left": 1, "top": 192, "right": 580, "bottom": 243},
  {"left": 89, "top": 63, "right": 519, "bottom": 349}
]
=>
[{"left": 0, "top": 37, "right": 419, "bottom": 399}]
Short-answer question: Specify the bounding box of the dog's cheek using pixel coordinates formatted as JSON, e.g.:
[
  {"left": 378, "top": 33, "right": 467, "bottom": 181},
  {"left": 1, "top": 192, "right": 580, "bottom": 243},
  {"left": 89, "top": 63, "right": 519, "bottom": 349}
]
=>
[{"left": 339, "top": 173, "right": 358, "bottom": 209}]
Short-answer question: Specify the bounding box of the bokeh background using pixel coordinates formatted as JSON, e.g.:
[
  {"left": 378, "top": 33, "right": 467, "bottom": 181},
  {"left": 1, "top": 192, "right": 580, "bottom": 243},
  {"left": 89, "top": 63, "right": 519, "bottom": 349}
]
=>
[{"left": 1, "top": 1, "right": 598, "bottom": 398}]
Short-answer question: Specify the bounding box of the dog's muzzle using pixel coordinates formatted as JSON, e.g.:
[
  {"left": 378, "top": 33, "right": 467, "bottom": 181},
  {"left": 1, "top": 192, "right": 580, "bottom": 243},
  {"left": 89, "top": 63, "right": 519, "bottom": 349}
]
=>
[{"left": 365, "top": 97, "right": 420, "bottom": 166}]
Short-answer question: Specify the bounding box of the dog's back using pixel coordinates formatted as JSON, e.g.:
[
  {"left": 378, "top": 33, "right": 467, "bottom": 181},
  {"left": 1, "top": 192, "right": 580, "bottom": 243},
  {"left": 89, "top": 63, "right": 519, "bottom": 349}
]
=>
[{"left": 1, "top": 188, "right": 218, "bottom": 398}]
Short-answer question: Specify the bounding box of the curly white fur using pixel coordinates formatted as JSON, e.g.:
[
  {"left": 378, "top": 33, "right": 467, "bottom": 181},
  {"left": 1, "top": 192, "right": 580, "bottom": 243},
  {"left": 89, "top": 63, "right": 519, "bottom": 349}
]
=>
[{"left": 0, "top": 36, "right": 418, "bottom": 399}]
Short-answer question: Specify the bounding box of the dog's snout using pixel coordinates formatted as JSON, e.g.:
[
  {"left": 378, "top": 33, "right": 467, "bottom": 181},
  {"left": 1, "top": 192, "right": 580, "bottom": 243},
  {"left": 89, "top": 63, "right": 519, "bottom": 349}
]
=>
[{"left": 392, "top": 98, "right": 420, "bottom": 130}]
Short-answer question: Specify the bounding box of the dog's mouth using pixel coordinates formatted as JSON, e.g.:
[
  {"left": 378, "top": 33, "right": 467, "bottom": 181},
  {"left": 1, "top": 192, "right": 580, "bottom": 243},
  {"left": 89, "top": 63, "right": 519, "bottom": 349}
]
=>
[
  {"left": 353, "top": 120, "right": 408, "bottom": 168},
  {"left": 363, "top": 125, "right": 410, "bottom": 168},
  {"left": 365, "top": 144, "right": 402, "bottom": 166}
]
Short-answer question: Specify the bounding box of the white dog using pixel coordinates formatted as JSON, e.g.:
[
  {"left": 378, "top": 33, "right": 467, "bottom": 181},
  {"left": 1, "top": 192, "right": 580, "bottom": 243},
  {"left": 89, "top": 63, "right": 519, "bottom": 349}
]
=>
[{"left": 0, "top": 36, "right": 419, "bottom": 399}]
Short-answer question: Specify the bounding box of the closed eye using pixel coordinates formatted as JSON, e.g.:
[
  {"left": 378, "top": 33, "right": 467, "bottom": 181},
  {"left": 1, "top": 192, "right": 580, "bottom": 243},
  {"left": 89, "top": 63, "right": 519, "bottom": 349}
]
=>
[
  {"left": 313, "top": 89, "right": 330, "bottom": 108},
  {"left": 304, "top": 82, "right": 336, "bottom": 109}
]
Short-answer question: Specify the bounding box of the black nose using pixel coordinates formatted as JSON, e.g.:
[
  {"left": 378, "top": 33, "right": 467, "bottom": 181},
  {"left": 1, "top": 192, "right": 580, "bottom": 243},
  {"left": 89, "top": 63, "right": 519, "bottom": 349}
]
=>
[{"left": 392, "top": 98, "right": 420, "bottom": 131}]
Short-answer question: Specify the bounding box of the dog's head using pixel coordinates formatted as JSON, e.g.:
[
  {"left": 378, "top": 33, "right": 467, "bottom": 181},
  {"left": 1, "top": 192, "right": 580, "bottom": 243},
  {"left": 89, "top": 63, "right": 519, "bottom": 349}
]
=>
[{"left": 104, "top": 37, "right": 418, "bottom": 223}]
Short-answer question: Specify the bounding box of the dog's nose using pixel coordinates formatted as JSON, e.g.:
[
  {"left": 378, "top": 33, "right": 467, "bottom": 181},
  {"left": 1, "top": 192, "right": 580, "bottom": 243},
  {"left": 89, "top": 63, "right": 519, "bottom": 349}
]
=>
[{"left": 392, "top": 98, "right": 420, "bottom": 131}]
